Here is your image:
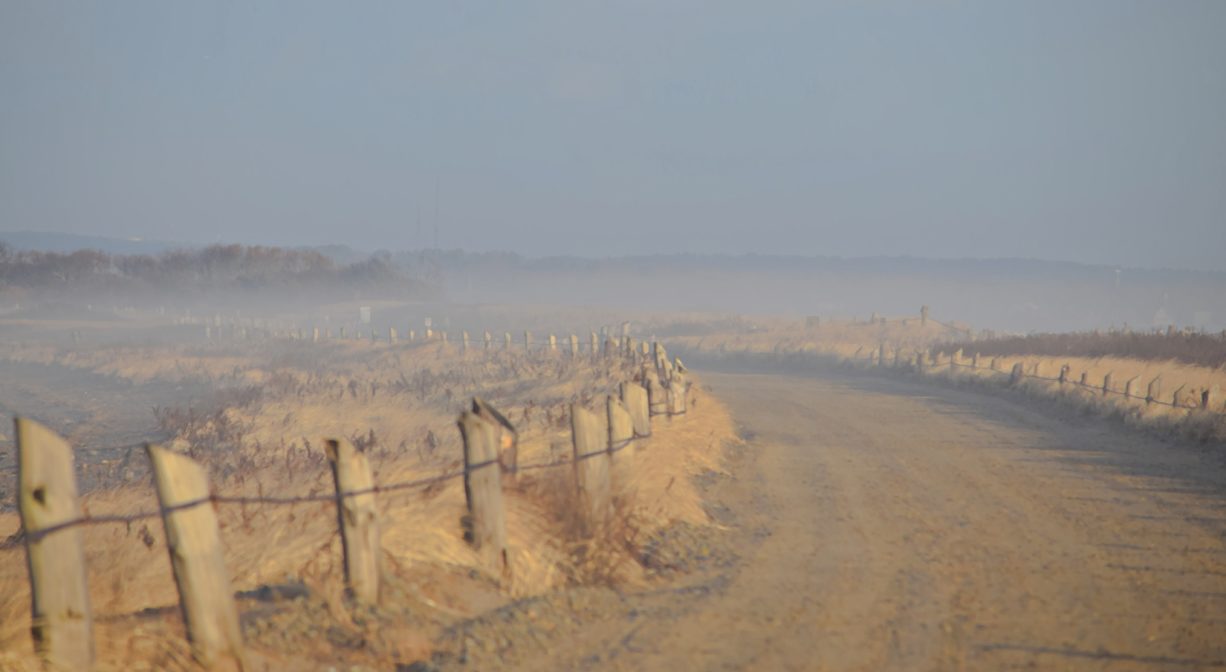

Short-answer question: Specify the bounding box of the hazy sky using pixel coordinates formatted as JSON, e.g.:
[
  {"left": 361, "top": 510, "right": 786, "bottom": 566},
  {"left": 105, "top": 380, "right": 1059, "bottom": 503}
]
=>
[{"left": 2, "top": 2, "right": 1224, "bottom": 269}]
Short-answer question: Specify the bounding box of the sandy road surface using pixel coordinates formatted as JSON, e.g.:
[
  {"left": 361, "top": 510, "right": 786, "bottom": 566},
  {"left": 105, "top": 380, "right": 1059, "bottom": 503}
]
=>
[{"left": 439, "top": 369, "right": 1226, "bottom": 671}]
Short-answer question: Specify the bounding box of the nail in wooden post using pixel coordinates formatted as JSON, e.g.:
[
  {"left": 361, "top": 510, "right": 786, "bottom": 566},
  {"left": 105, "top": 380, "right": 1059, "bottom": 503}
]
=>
[
  {"left": 147, "top": 445, "right": 244, "bottom": 668},
  {"left": 15, "top": 418, "right": 94, "bottom": 671},
  {"left": 458, "top": 412, "right": 507, "bottom": 572},
  {"left": 571, "top": 405, "right": 611, "bottom": 529},
  {"left": 620, "top": 381, "right": 651, "bottom": 437},
  {"left": 325, "top": 438, "right": 380, "bottom": 604}
]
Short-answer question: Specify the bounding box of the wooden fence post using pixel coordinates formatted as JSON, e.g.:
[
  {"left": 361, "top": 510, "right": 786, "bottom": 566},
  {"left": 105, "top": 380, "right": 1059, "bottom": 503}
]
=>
[
  {"left": 484, "top": 331, "right": 492, "bottom": 351},
  {"left": 504, "top": 332, "right": 512, "bottom": 350},
  {"left": 312, "top": 327, "right": 320, "bottom": 343},
  {"left": 325, "top": 438, "right": 380, "bottom": 604},
  {"left": 621, "top": 381, "right": 651, "bottom": 437},
  {"left": 1124, "top": 376, "right": 1139, "bottom": 399},
  {"left": 1080, "top": 371, "right": 1089, "bottom": 386},
  {"left": 147, "top": 445, "right": 244, "bottom": 669},
  {"left": 590, "top": 332, "right": 599, "bottom": 360},
  {"left": 458, "top": 412, "right": 508, "bottom": 573},
  {"left": 15, "top": 418, "right": 94, "bottom": 671},
  {"left": 471, "top": 398, "right": 518, "bottom": 476},
  {"left": 569, "top": 334, "right": 580, "bottom": 359},
  {"left": 548, "top": 334, "right": 557, "bottom": 353},
  {"left": 1146, "top": 377, "right": 1162, "bottom": 405},
  {"left": 667, "top": 372, "right": 689, "bottom": 415},
  {"left": 1103, "top": 373, "right": 1113, "bottom": 396},
  {"left": 878, "top": 343, "right": 887, "bottom": 368},
  {"left": 523, "top": 330, "right": 532, "bottom": 353},
  {"left": 462, "top": 331, "right": 470, "bottom": 354},
  {"left": 607, "top": 396, "right": 635, "bottom": 465},
  {"left": 571, "top": 405, "right": 611, "bottom": 529},
  {"left": 645, "top": 369, "right": 667, "bottom": 418},
  {"left": 920, "top": 305, "right": 930, "bottom": 326},
  {"left": 1059, "top": 364, "right": 1070, "bottom": 384},
  {"left": 1010, "top": 362, "right": 1024, "bottom": 385}
]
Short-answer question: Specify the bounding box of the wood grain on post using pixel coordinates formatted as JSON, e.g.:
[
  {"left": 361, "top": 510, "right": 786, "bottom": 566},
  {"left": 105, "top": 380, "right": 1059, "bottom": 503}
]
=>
[
  {"left": 457, "top": 412, "right": 508, "bottom": 572},
  {"left": 15, "top": 418, "right": 94, "bottom": 671},
  {"left": 147, "top": 445, "right": 244, "bottom": 669},
  {"left": 607, "top": 395, "right": 635, "bottom": 460},
  {"left": 620, "top": 381, "right": 651, "bottom": 437},
  {"left": 325, "top": 438, "right": 380, "bottom": 604},
  {"left": 571, "top": 405, "right": 611, "bottom": 529}
]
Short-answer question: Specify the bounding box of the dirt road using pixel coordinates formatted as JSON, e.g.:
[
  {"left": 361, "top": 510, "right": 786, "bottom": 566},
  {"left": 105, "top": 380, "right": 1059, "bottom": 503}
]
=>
[{"left": 435, "top": 369, "right": 1226, "bottom": 671}]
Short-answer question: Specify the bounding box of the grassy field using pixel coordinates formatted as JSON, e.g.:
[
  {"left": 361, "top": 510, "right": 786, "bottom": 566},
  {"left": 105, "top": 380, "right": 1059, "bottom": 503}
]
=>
[{"left": 0, "top": 312, "right": 736, "bottom": 671}]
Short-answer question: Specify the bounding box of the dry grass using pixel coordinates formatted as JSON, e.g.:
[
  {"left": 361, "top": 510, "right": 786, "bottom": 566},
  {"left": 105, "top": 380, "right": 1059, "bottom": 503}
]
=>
[{"left": 0, "top": 333, "right": 736, "bottom": 670}]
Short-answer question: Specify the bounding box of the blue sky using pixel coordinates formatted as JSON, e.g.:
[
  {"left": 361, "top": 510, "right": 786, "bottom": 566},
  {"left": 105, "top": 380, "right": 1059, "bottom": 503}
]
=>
[{"left": 2, "top": 1, "right": 1224, "bottom": 269}]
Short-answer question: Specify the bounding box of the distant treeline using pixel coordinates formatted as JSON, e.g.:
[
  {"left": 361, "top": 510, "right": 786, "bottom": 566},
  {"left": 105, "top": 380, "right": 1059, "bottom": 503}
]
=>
[
  {"left": 0, "top": 243, "right": 424, "bottom": 296},
  {"left": 940, "top": 330, "right": 1226, "bottom": 370}
]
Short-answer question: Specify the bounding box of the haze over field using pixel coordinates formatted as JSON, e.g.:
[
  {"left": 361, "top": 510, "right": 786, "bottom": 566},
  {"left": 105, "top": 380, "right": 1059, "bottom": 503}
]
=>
[{"left": 3, "top": 2, "right": 1225, "bottom": 270}]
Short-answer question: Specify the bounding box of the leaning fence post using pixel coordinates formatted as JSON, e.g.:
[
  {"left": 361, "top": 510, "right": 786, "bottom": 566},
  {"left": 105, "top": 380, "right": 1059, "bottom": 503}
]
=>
[
  {"left": 620, "top": 381, "right": 651, "bottom": 438},
  {"left": 147, "top": 445, "right": 244, "bottom": 668},
  {"left": 325, "top": 438, "right": 380, "bottom": 604},
  {"left": 1124, "top": 376, "right": 1139, "bottom": 399},
  {"left": 457, "top": 411, "right": 508, "bottom": 573},
  {"left": 1146, "top": 377, "right": 1162, "bottom": 406},
  {"left": 571, "top": 405, "right": 611, "bottom": 529},
  {"left": 15, "top": 418, "right": 94, "bottom": 671},
  {"left": 471, "top": 398, "right": 518, "bottom": 476}
]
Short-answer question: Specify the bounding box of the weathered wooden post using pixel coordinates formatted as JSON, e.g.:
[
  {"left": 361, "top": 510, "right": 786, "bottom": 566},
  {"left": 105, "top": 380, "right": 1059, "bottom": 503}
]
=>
[
  {"left": 590, "top": 332, "right": 599, "bottom": 360},
  {"left": 15, "top": 418, "right": 94, "bottom": 671},
  {"left": 667, "top": 372, "right": 689, "bottom": 415},
  {"left": 620, "top": 381, "right": 651, "bottom": 438},
  {"left": 324, "top": 438, "right": 380, "bottom": 604},
  {"left": 339, "top": 326, "right": 347, "bottom": 339},
  {"left": 504, "top": 332, "right": 512, "bottom": 350},
  {"left": 1080, "top": 371, "right": 1090, "bottom": 387},
  {"left": 548, "top": 334, "right": 558, "bottom": 353},
  {"left": 607, "top": 396, "right": 635, "bottom": 466},
  {"left": 1103, "top": 372, "right": 1113, "bottom": 396},
  {"left": 471, "top": 398, "right": 518, "bottom": 476},
  {"left": 1124, "top": 376, "right": 1139, "bottom": 399},
  {"left": 523, "top": 330, "right": 532, "bottom": 353},
  {"left": 1010, "top": 362, "right": 1024, "bottom": 385},
  {"left": 571, "top": 405, "right": 611, "bottom": 529},
  {"left": 1031, "top": 361, "right": 1042, "bottom": 378},
  {"left": 569, "top": 334, "right": 580, "bottom": 359},
  {"left": 921, "top": 305, "right": 930, "bottom": 326},
  {"left": 645, "top": 369, "right": 667, "bottom": 417},
  {"left": 972, "top": 352, "right": 981, "bottom": 369},
  {"left": 484, "top": 331, "right": 492, "bottom": 351},
  {"left": 878, "top": 343, "right": 887, "bottom": 368},
  {"left": 312, "top": 327, "right": 320, "bottom": 343},
  {"left": 462, "top": 331, "right": 470, "bottom": 354},
  {"left": 457, "top": 411, "right": 508, "bottom": 573},
  {"left": 147, "top": 445, "right": 244, "bottom": 668},
  {"left": 1146, "top": 377, "right": 1162, "bottom": 406}
]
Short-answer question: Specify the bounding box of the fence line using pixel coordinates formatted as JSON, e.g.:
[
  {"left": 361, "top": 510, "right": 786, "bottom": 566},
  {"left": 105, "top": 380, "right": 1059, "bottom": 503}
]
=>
[{"left": 7, "top": 336, "right": 692, "bottom": 670}]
